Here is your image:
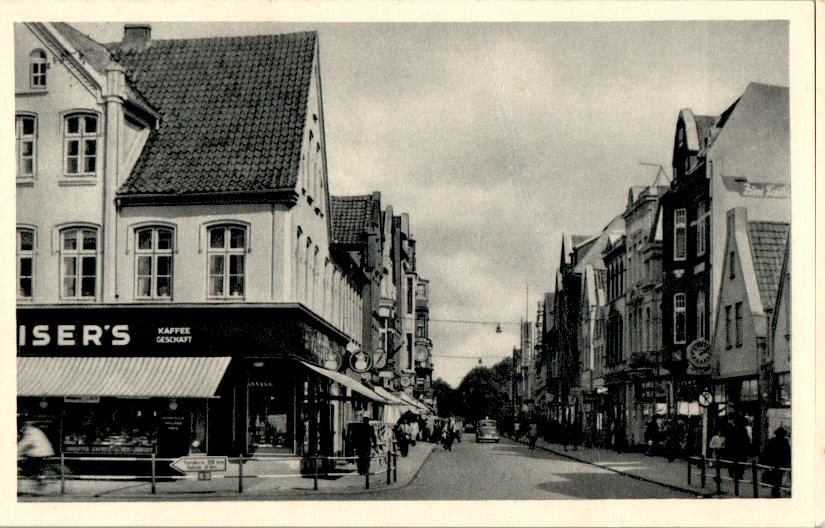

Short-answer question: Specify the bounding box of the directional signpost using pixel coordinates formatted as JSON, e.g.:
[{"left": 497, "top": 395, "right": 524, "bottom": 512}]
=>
[{"left": 170, "top": 456, "right": 228, "bottom": 481}]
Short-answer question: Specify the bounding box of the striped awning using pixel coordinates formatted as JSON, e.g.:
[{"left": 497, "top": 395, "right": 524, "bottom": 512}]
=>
[
  {"left": 18, "top": 356, "right": 231, "bottom": 398},
  {"left": 300, "top": 361, "right": 388, "bottom": 403}
]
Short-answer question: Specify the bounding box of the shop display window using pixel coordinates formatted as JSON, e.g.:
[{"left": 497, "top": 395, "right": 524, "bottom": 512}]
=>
[
  {"left": 62, "top": 400, "right": 157, "bottom": 454},
  {"left": 249, "top": 382, "right": 292, "bottom": 453}
]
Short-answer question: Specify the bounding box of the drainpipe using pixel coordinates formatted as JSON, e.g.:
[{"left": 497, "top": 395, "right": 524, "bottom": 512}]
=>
[{"left": 103, "top": 64, "right": 125, "bottom": 302}]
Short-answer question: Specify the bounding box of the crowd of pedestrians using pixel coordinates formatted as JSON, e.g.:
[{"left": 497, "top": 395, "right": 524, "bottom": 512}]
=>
[{"left": 393, "top": 412, "right": 462, "bottom": 456}]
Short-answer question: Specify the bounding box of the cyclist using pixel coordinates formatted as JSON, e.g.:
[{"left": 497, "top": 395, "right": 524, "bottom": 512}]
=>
[{"left": 18, "top": 422, "right": 55, "bottom": 489}]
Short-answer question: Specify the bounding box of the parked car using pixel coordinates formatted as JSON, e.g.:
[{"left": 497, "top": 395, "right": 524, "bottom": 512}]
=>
[{"left": 475, "top": 419, "right": 501, "bottom": 443}]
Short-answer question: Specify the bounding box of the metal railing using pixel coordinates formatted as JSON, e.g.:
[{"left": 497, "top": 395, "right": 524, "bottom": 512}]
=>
[
  {"left": 686, "top": 456, "right": 791, "bottom": 498},
  {"left": 18, "top": 448, "right": 400, "bottom": 496}
]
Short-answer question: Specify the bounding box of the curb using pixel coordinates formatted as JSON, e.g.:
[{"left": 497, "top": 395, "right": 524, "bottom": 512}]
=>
[{"left": 505, "top": 435, "right": 709, "bottom": 498}]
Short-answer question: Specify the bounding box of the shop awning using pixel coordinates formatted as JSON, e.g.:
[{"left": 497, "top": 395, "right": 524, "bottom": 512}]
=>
[
  {"left": 17, "top": 356, "right": 231, "bottom": 398},
  {"left": 373, "top": 386, "right": 406, "bottom": 405},
  {"left": 299, "top": 361, "right": 388, "bottom": 403},
  {"left": 396, "top": 392, "right": 430, "bottom": 413}
]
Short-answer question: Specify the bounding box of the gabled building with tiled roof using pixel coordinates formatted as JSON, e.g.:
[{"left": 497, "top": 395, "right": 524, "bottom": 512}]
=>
[
  {"left": 15, "top": 22, "right": 386, "bottom": 465},
  {"left": 709, "top": 207, "right": 789, "bottom": 452}
]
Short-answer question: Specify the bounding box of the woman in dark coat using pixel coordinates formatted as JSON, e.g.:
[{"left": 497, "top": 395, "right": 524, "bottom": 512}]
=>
[{"left": 761, "top": 427, "right": 790, "bottom": 497}]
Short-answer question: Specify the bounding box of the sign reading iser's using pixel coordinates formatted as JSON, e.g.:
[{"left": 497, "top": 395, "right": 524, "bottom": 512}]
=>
[
  {"left": 16, "top": 306, "right": 335, "bottom": 356},
  {"left": 18, "top": 324, "right": 131, "bottom": 347}
]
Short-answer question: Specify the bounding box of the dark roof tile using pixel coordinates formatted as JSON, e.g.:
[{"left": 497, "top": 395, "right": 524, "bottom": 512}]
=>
[
  {"left": 330, "top": 194, "right": 374, "bottom": 245},
  {"left": 108, "top": 31, "right": 317, "bottom": 196}
]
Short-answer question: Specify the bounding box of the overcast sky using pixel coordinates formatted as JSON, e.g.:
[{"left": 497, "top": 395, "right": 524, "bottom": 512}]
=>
[{"left": 75, "top": 21, "right": 788, "bottom": 387}]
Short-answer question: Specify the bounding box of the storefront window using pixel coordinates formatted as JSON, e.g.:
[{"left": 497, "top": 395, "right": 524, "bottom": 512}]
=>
[
  {"left": 249, "top": 381, "right": 293, "bottom": 453},
  {"left": 62, "top": 399, "right": 158, "bottom": 454}
]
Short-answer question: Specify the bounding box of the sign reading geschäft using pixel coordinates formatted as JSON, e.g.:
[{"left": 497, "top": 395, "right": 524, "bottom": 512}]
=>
[{"left": 170, "top": 456, "right": 228, "bottom": 474}]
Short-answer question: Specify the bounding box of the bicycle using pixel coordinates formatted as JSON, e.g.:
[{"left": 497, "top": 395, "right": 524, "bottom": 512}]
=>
[{"left": 17, "top": 456, "right": 63, "bottom": 494}]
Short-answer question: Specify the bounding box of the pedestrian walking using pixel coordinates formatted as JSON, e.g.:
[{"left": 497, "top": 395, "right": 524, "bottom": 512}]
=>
[
  {"left": 644, "top": 417, "right": 659, "bottom": 456},
  {"left": 724, "top": 416, "right": 751, "bottom": 481},
  {"left": 395, "top": 420, "right": 410, "bottom": 457},
  {"left": 352, "top": 417, "right": 376, "bottom": 475},
  {"left": 761, "top": 427, "right": 790, "bottom": 497},
  {"left": 528, "top": 422, "right": 539, "bottom": 451},
  {"left": 441, "top": 417, "right": 455, "bottom": 451},
  {"left": 708, "top": 429, "right": 726, "bottom": 466},
  {"left": 663, "top": 418, "right": 681, "bottom": 462},
  {"left": 17, "top": 422, "right": 55, "bottom": 488}
]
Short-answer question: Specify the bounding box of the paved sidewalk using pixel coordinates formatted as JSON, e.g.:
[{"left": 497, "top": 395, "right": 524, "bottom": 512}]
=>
[
  {"left": 510, "top": 436, "right": 787, "bottom": 499},
  {"left": 18, "top": 443, "right": 435, "bottom": 501}
]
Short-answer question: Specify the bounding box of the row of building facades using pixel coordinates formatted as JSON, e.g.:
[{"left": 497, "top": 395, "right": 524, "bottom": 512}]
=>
[
  {"left": 516, "top": 82, "right": 791, "bottom": 457},
  {"left": 15, "top": 23, "right": 435, "bottom": 465}
]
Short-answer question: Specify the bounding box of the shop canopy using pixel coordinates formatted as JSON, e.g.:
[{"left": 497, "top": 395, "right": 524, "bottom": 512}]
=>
[
  {"left": 396, "top": 392, "right": 430, "bottom": 414},
  {"left": 372, "top": 386, "right": 406, "bottom": 405},
  {"left": 299, "top": 361, "right": 388, "bottom": 404},
  {"left": 17, "top": 356, "right": 231, "bottom": 398}
]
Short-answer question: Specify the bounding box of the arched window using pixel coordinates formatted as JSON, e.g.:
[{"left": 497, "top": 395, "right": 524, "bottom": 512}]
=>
[
  {"left": 17, "top": 228, "right": 35, "bottom": 299},
  {"left": 673, "top": 293, "right": 687, "bottom": 344},
  {"left": 16, "top": 115, "right": 36, "bottom": 178},
  {"left": 135, "top": 226, "right": 174, "bottom": 298},
  {"left": 30, "top": 50, "right": 47, "bottom": 88},
  {"left": 60, "top": 227, "right": 98, "bottom": 299},
  {"left": 207, "top": 225, "right": 246, "bottom": 298},
  {"left": 64, "top": 113, "right": 99, "bottom": 175},
  {"left": 295, "top": 228, "right": 303, "bottom": 301}
]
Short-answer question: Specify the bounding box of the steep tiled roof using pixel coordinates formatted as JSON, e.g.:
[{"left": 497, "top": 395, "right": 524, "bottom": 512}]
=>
[
  {"left": 571, "top": 235, "right": 590, "bottom": 246},
  {"left": 330, "top": 195, "right": 373, "bottom": 245},
  {"left": 108, "top": 31, "right": 317, "bottom": 197},
  {"left": 747, "top": 221, "right": 790, "bottom": 311}
]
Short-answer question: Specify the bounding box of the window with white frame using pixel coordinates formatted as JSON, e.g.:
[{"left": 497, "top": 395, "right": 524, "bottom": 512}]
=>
[
  {"left": 673, "top": 293, "right": 686, "bottom": 344},
  {"left": 16, "top": 115, "right": 36, "bottom": 178},
  {"left": 135, "top": 227, "right": 174, "bottom": 299},
  {"left": 207, "top": 225, "right": 246, "bottom": 298},
  {"left": 60, "top": 227, "right": 98, "bottom": 299},
  {"left": 17, "top": 228, "right": 35, "bottom": 299},
  {"left": 674, "top": 208, "right": 687, "bottom": 260},
  {"left": 30, "top": 50, "right": 47, "bottom": 88},
  {"left": 696, "top": 291, "right": 706, "bottom": 340},
  {"left": 64, "top": 113, "right": 98, "bottom": 175}
]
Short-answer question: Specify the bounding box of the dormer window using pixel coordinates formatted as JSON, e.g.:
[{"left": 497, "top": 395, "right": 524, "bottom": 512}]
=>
[
  {"left": 64, "top": 113, "right": 98, "bottom": 175},
  {"left": 30, "top": 50, "right": 47, "bottom": 89}
]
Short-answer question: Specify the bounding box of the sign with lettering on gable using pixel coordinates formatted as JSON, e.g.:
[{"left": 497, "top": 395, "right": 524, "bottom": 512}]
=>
[{"left": 722, "top": 177, "right": 790, "bottom": 199}]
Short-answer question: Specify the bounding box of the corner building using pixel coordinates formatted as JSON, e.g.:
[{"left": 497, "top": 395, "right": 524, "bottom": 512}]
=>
[{"left": 15, "top": 23, "right": 382, "bottom": 466}]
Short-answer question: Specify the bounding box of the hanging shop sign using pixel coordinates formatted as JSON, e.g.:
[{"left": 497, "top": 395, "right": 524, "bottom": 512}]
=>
[
  {"left": 414, "top": 345, "right": 430, "bottom": 363},
  {"left": 686, "top": 338, "right": 712, "bottom": 374},
  {"left": 323, "top": 349, "right": 343, "bottom": 371},
  {"left": 372, "top": 348, "right": 387, "bottom": 369},
  {"left": 349, "top": 350, "right": 372, "bottom": 373},
  {"left": 698, "top": 391, "right": 713, "bottom": 407}
]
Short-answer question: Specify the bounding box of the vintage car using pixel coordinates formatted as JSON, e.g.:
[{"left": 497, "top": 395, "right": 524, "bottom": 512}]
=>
[{"left": 475, "top": 419, "right": 501, "bottom": 443}]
